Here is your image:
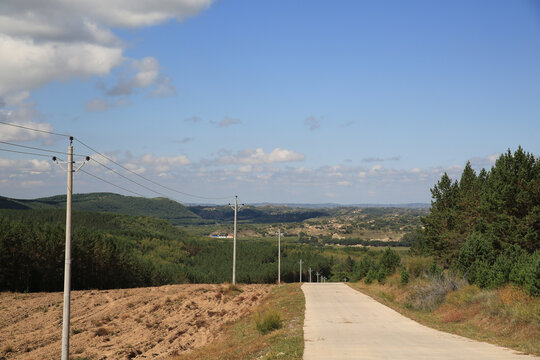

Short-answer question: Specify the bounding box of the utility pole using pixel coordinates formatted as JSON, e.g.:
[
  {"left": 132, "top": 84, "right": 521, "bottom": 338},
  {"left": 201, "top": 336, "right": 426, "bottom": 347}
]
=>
[
  {"left": 316, "top": 272, "right": 320, "bottom": 283},
  {"left": 54, "top": 137, "right": 88, "bottom": 360},
  {"left": 299, "top": 259, "right": 303, "bottom": 283},
  {"left": 228, "top": 196, "right": 243, "bottom": 285},
  {"left": 61, "top": 139, "right": 73, "bottom": 360},
  {"left": 277, "top": 228, "right": 281, "bottom": 284},
  {"left": 308, "top": 268, "right": 312, "bottom": 283}
]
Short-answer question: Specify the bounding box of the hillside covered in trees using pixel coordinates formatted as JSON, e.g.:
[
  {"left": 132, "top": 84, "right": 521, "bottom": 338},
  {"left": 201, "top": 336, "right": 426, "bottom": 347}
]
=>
[
  {"left": 0, "top": 209, "right": 341, "bottom": 292},
  {"left": 0, "top": 193, "right": 200, "bottom": 225},
  {"left": 414, "top": 147, "right": 539, "bottom": 295}
]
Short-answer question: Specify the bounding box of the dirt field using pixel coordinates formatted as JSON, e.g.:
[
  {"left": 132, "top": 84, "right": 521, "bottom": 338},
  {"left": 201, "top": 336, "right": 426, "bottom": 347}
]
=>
[{"left": 0, "top": 284, "right": 272, "bottom": 359}]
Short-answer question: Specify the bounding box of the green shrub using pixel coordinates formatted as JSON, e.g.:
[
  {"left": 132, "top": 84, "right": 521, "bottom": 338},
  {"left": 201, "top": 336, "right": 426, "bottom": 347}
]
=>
[
  {"left": 458, "top": 232, "right": 496, "bottom": 277},
  {"left": 407, "top": 257, "right": 432, "bottom": 278},
  {"left": 365, "top": 268, "right": 376, "bottom": 284},
  {"left": 377, "top": 268, "right": 387, "bottom": 284},
  {"left": 380, "top": 247, "right": 401, "bottom": 274},
  {"left": 428, "top": 259, "right": 443, "bottom": 278},
  {"left": 353, "top": 257, "right": 373, "bottom": 280},
  {"left": 473, "top": 260, "right": 491, "bottom": 288},
  {"left": 400, "top": 267, "right": 410, "bottom": 285},
  {"left": 255, "top": 310, "right": 282, "bottom": 335},
  {"left": 489, "top": 253, "right": 513, "bottom": 288}
]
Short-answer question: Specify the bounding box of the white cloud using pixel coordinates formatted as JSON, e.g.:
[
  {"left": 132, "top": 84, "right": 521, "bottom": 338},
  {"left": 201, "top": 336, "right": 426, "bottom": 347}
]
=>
[
  {"left": 0, "top": 103, "right": 55, "bottom": 141},
  {"left": 469, "top": 153, "right": 500, "bottom": 168},
  {"left": 0, "top": 158, "right": 51, "bottom": 173},
  {"left": 0, "top": 34, "right": 123, "bottom": 99},
  {"left": 0, "top": 1, "right": 213, "bottom": 101},
  {"left": 219, "top": 148, "right": 305, "bottom": 165},
  {"left": 150, "top": 75, "right": 176, "bottom": 98},
  {"left": 107, "top": 57, "right": 175, "bottom": 97},
  {"left": 140, "top": 154, "right": 191, "bottom": 166}
]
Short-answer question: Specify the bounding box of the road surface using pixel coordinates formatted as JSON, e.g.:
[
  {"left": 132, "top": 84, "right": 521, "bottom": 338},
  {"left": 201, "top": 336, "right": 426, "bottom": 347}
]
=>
[{"left": 302, "top": 282, "right": 537, "bottom": 360}]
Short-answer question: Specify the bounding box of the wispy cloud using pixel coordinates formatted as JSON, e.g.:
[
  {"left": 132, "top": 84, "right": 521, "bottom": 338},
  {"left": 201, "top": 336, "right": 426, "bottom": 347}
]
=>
[
  {"left": 185, "top": 116, "right": 202, "bottom": 123},
  {"left": 180, "top": 137, "right": 195, "bottom": 144},
  {"left": 469, "top": 153, "right": 500, "bottom": 168},
  {"left": 304, "top": 116, "right": 320, "bottom": 131},
  {"left": 362, "top": 156, "right": 401, "bottom": 163},
  {"left": 217, "top": 116, "right": 242, "bottom": 128},
  {"left": 85, "top": 98, "right": 131, "bottom": 112},
  {"left": 217, "top": 148, "right": 305, "bottom": 165}
]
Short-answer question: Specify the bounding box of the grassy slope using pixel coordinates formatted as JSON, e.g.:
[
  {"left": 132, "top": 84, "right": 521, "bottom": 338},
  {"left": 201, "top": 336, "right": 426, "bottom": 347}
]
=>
[
  {"left": 348, "top": 276, "right": 540, "bottom": 356},
  {"left": 0, "top": 192, "right": 200, "bottom": 225},
  {"left": 174, "top": 283, "right": 305, "bottom": 360}
]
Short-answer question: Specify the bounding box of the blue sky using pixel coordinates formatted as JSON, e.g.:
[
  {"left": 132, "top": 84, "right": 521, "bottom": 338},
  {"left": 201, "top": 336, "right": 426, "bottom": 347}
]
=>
[{"left": 0, "top": 0, "right": 539, "bottom": 204}]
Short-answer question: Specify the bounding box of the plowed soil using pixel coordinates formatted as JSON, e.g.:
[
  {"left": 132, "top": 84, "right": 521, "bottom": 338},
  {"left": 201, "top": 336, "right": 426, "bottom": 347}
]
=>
[{"left": 0, "top": 284, "right": 272, "bottom": 359}]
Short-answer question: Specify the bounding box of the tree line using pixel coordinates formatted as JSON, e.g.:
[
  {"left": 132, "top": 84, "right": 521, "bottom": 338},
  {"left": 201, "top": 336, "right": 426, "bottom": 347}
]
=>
[
  {"left": 0, "top": 209, "right": 338, "bottom": 292},
  {"left": 413, "top": 147, "right": 539, "bottom": 295}
]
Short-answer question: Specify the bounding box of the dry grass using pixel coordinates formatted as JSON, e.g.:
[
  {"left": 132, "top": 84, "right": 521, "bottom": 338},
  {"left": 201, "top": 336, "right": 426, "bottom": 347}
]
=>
[
  {"left": 349, "top": 276, "right": 540, "bottom": 356},
  {"left": 172, "top": 283, "right": 305, "bottom": 360}
]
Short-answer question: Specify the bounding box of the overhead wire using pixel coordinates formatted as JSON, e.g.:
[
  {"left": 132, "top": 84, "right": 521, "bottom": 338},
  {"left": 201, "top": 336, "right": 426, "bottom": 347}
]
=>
[
  {"left": 0, "top": 121, "right": 70, "bottom": 138},
  {"left": 0, "top": 121, "right": 232, "bottom": 202},
  {"left": 0, "top": 147, "right": 55, "bottom": 158},
  {"left": 74, "top": 137, "right": 231, "bottom": 200},
  {"left": 79, "top": 169, "right": 146, "bottom": 198},
  {"left": 89, "top": 157, "right": 174, "bottom": 199},
  {"left": 52, "top": 155, "right": 146, "bottom": 197},
  {"left": 0, "top": 140, "right": 86, "bottom": 157}
]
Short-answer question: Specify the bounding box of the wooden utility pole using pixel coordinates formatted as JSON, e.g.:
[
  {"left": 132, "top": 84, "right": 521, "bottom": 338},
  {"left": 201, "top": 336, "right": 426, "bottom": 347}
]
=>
[{"left": 299, "top": 259, "right": 303, "bottom": 283}]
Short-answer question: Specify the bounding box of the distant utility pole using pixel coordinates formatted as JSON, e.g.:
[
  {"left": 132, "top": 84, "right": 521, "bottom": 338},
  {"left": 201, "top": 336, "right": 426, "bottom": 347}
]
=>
[
  {"left": 53, "top": 137, "right": 88, "bottom": 360},
  {"left": 299, "top": 259, "right": 303, "bottom": 283},
  {"left": 316, "top": 272, "right": 320, "bottom": 283},
  {"left": 228, "top": 195, "right": 244, "bottom": 285},
  {"left": 308, "top": 268, "right": 312, "bottom": 283},
  {"left": 277, "top": 228, "right": 281, "bottom": 284}
]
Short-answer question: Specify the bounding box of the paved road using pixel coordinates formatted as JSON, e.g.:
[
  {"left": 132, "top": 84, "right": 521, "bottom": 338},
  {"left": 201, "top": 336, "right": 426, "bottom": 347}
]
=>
[{"left": 302, "top": 283, "right": 538, "bottom": 360}]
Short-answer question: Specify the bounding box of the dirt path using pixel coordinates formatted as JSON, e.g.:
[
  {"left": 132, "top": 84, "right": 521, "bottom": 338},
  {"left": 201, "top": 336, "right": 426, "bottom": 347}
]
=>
[
  {"left": 302, "top": 283, "right": 538, "bottom": 360},
  {"left": 0, "top": 284, "right": 271, "bottom": 359}
]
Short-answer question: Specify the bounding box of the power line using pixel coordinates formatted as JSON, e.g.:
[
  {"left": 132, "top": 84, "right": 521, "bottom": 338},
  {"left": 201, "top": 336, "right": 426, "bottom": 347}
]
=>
[
  {"left": 0, "top": 121, "right": 70, "bottom": 137},
  {"left": 0, "top": 147, "right": 54, "bottom": 158},
  {"left": 0, "top": 140, "right": 86, "bottom": 157},
  {"left": 0, "top": 121, "right": 231, "bottom": 201},
  {"left": 89, "top": 157, "right": 173, "bottom": 199},
  {"left": 79, "top": 168, "right": 146, "bottom": 197},
  {"left": 74, "top": 137, "right": 231, "bottom": 200}
]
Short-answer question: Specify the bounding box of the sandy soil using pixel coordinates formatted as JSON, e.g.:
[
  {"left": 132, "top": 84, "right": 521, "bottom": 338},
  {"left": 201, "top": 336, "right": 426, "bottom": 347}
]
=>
[{"left": 0, "top": 284, "right": 271, "bottom": 359}]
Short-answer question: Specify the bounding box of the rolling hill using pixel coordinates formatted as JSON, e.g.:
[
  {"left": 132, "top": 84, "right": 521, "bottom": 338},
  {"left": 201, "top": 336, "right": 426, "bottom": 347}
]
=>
[{"left": 0, "top": 192, "right": 200, "bottom": 225}]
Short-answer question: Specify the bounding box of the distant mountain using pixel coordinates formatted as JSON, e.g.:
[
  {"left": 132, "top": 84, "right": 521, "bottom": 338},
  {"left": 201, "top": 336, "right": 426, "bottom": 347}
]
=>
[
  {"left": 187, "top": 205, "right": 330, "bottom": 223},
  {"left": 0, "top": 192, "right": 200, "bottom": 225},
  {"left": 248, "top": 202, "right": 431, "bottom": 209}
]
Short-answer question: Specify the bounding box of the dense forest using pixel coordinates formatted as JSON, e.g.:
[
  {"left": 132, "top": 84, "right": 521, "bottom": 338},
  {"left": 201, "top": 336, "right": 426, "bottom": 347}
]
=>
[
  {"left": 0, "top": 209, "right": 341, "bottom": 292},
  {"left": 0, "top": 193, "right": 200, "bottom": 225},
  {"left": 413, "top": 147, "right": 539, "bottom": 295}
]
